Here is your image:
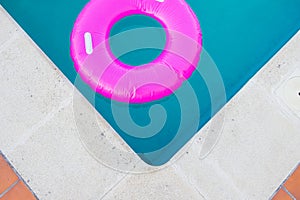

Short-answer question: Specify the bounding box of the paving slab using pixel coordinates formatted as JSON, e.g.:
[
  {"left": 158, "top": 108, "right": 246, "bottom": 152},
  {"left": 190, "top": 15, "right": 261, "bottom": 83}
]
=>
[
  {"left": 174, "top": 31, "right": 300, "bottom": 200},
  {"left": 102, "top": 166, "right": 205, "bottom": 200},
  {"left": 0, "top": 6, "right": 18, "bottom": 47},
  {"left": 6, "top": 102, "right": 127, "bottom": 200},
  {"left": 0, "top": 9, "right": 73, "bottom": 152}
]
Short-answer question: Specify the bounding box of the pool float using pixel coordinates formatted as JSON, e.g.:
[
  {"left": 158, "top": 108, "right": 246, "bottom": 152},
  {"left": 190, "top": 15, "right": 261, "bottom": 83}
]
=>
[{"left": 70, "top": 0, "right": 202, "bottom": 103}]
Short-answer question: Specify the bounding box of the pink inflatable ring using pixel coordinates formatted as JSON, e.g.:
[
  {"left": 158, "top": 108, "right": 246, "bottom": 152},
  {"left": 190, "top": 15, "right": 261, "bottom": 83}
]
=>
[{"left": 71, "top": 0, "right": 202, "bottom": 103}]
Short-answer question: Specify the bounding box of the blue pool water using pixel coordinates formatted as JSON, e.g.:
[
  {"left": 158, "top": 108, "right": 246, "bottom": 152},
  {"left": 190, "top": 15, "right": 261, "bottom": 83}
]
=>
[{"left": 1, "top": 0, "right": 299, "bottom": 165}]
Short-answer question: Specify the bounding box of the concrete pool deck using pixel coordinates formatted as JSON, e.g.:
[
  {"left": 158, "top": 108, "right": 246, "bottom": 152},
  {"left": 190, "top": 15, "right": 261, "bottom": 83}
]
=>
[{"left": 0, "top": 5, "right": 300, "bottom": 200}]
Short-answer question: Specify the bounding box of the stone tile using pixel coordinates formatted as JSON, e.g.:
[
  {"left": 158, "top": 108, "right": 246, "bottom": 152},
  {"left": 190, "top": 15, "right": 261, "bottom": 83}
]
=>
[
  {"left": 275, "top": 69, "right": 300, "bottom": 119},
  {"left": 0, "top": 6, "right": 18, "bottom": 47},
  {"left": 0, "top": 31, "right": 73, "bottom": 151},
  {"left": 0, "top": 154, "right": 18, "bottom": 194},
  {"left": 72, "top": 89, "right": 174, "bottom": 174},
  {"left": 174, "top": 149, "right": 246, "bottom": 199},
  {"left": 175, "top": 83, "right": 300, "bottom": 200},
  {"left": 102, "top": 166, "right": 205, "bottom": 200},
  {"left": 254, "top": 31, "right": 300, "bottom": 92},
  {"left": 7, "top": 103, "right": 125, "bottom": 200},
  {"left": 1, "top": 181, "right": 37, "bottom": 200},
  {"left": 271, "top": 188, "right": 292, "bottom": 200},
  {"left": 284, "top": 164, "right": 300, "bottom": 199}
]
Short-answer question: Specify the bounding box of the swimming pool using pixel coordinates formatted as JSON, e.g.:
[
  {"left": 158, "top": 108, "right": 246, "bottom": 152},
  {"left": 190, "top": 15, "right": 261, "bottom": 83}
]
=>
[{"left": 1, "top": 0, "right": 299, "bottom": 166}]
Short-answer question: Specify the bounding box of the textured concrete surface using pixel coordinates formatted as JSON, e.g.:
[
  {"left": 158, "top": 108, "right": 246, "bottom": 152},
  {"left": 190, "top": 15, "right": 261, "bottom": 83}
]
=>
[{"left": 0, "top": 5, "right": 300, "bottom": 200}]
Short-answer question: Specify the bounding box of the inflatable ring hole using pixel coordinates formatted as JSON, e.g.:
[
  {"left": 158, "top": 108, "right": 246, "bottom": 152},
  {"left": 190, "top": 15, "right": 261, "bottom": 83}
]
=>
[{"left": 109, "top": 14, "right": 167, "bottom": 67}]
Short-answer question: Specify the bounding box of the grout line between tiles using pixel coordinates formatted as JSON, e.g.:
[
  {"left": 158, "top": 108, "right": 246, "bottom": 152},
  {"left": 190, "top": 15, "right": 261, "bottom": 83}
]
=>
[
  {"left": 269, "top": 162, "right": 300, "bottom": 199},
  {"left": 0, "top": 179, "right": 19, "bottom": 198},
  {"left": 283, "top": 163, "right": 300, "bottom": 185},
  {"left": 173, "top": 157, "right": 247, "bottom": 199},
  {"left": 99, "top": 173, "right": 129, "bottom": 200},
  {"left": 0, "top": 151, "right": 40, "bottom": 199},
  {"left": 4, "top": 97, "right": 72, "bottom": 154},
  {"left": 269, "top": 186, "right": 280, "bottom": 200},
  {"left": 206, "top": 159, "right": 246, "bottom": 198},
  {"left": 282, "top": 186, "right": 296, "bottom": 200},
  {"left": 172, "top": 164, "right": 207, "bottom": 200},
  {"left": 98, "top": 159, "right": 150, "bottom": 199}
]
